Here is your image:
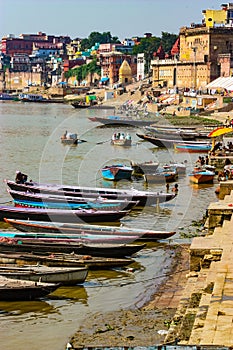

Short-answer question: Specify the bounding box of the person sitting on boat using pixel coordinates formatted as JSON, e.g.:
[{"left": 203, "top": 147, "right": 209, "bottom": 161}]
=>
[
  {"left": 125, "top": 133, "right": 131, "bottom": 140},
  {"left": 112, "top": 133, "right": 117, "bottom": 141},
  {"left": 15, "top": 171, "right": 28, "bottom": 184},
  {"left": 119, "top": 133, "right": 125, "bottom": 140}
]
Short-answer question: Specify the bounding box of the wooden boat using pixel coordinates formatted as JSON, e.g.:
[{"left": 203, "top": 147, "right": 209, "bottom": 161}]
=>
[
  {"left": 0, "top": 234, "right": 145, "bottom": 259},
  {"left": 144, "top": 169, "right": 178, "bottom": 183},
  {"left": 144, "top": 125, "right": 210, "bottom": 139},
  {"left": 188, "top": 168, "right": 215, "bottom": 184},
  {"left": 111, "top": 132, "right": 132, "bottom": 146},
  {"left": 0, "top": 265, "right": 88, "bottom": 286},
  {"left": 0, "top": 276, "right": 60, "bottom": 301},
  {"left": 0, "top": 93, "right": 18, "bottom": 101},
  {"left": 163, "top": 163, "right": 187, "bottom": 175},
  {"left": 111, "top": 138, "right": 132, "bottom": 146},
  {"left": 130, "top": 160, "right": 159, "bottom": 175},
  {"left": 88, "top": 115, "right": 159, "bottom": 127},
  {"left": 174, "top": 142, "right": 211, "bottom": 153},
  {"left": 0, "top": 236, "right": 146, "bottom": 258},
  {"left": 101, "top": 164, "right": 133, "bottom": 181},
  {"left": 0, "top": 231, "right": 140, "bottom": 245},
  {"left": 4, "top": 218, "right": 176, "bottom": 241},
  {"left": 0, "top": 252, "right": 133, "bottom": 269},
  {"left": 71, "top": 102, "right": 91, "bottom": 108},
  {"left": 60, "top": 132, "right": 86, "bottom": 145},
  {"left": 8, "top": 189, "right": 138, "bottom": 211},
  {"left": 136, "top": 133, "right": 210, "bottom": 148},
  {"left": 18, "top": 93, "right": 47, "bottom": 102},
  {"left": 13, "top": 198, "right": 138, "bottom": 212},
  {"left": 71, "top": 102, "right": 114, "bottom": 110},
  {"left": 0, "top": 205, "right": 130, "bottom": 223},
  {"left": 5, "top": 180, "right": 177, "bottom": 206}
]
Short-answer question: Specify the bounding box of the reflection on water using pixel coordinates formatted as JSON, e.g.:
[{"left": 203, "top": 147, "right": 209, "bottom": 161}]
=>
[
  {"left": 50, "top": 285, "right": 88, "bottom": 304},
  {"left": 0, "top": 299, "right": 56, "bottom": 317}
]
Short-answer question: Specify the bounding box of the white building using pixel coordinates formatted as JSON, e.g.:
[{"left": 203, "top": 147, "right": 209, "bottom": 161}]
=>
[{"left": 137, "top": 53, "right": 145, "bottom": 81}]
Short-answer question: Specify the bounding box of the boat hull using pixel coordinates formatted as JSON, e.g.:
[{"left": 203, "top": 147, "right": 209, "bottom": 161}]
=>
[
  {"left": 111, "top": 139, "right": 132, "bottom": 146},
  {"left": 174, "top": 144, "right": 211, "bottom": 153},
  {"left": 0, "top": 205, "right": 129, "bottom": 223},
  {"left": 5, "top": 180, "right": 177, "bottom": 205},
  {"left": 0, "top": 266, "right": 88, "bottom": 285},
  {"left": 144, "top": 171, "right": 178, "bottom": 183},
  {"left": 0, "top": 276, "right": 59, "bottom": 301},
  {"left": 101, "top": 166, "right": 133, "bottom": 181},
  {"left": 0, "top": 252, "right": 133, "bottom": 269},
  {"left": 89, "top": 116, "right": 159, "bottom": 127},
  {"left": 4, "top": 219, "right": 176, "bottom": 241},
  {"left": 8, "top": 189, "right": 138, "bottom": 211},
  {"left": 189, "top": 174, "right": 214, "bottom": 184}
]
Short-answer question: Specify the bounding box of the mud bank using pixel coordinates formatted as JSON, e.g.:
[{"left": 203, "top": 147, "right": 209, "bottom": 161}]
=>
[{"left": 68, "top": 244, "right": 190, "bottom": 349}]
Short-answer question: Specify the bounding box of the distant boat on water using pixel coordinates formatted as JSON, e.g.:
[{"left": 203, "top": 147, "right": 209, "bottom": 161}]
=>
[
  {"left": 0, "top": 93, "right": 18, "bottom": 101},
  {"left": 101, "top": 164, "right": 133, "bottom": 181},
  {"left": 89, "top": 115, "right": 159, "bottom": 127},
  {"left": 188, "top": 168, "right": 215, "bottom": 184},
  {"left": 174, "top": 142, "right": 211, "bottom": 153}
]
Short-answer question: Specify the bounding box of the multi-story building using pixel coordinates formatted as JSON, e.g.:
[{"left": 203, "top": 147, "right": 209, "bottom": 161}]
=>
[
  {"left": 137, "top": 53, "right": 145, "bottom": 81},
  {"left": 1, "top": 32, "right": 70, "bottom": 57},
  {"left": 99, "top": 51, "right": 137, "bottom": 86},
  {"left": 151, "top": 4, "right": 233, "bottom": 90}
]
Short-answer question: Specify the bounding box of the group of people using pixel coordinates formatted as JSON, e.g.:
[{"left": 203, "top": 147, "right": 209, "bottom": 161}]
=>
[
  {"left": 111, "top": 132, "right": 131, "bottom": 141},
  {"left": 217, "top": 158, "right": 233, "bottom": 181},
  {"left": 195, "top": 155, "right": 209, "bottom": 167}
]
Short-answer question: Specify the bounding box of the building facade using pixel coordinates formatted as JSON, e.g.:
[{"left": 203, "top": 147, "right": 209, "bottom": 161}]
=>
[
  {"left": 99, "top": 52, "right": 137, "bottom": 86},
  {"left": 151, "top": 5, "right": 233, "bottom": 90}
]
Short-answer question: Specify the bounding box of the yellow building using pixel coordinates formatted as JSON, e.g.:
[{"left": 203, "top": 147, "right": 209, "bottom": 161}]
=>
[
  {"left": 118, "top": 60, "right": 132, "bottom": 85},
  {"left": 151, "top": 6, "right": 233, "bottom": 90},
  {"left": 203, "top": 9, "right": 227, "bottom": 27}
]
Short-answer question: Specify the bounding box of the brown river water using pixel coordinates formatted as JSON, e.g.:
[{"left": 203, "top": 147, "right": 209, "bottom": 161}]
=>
[{"left": 0, "top": 101, "right": 218, "bottom": 350}]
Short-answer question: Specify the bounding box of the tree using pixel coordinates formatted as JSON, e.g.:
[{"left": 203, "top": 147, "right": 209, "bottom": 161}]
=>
[
  {"left": 64, "top": 58, "right": 101, "bottom": 84},
  {"left": 80, "top": 31, "right": 120, "bottom": 50},
  {"left": 161, "top": 32, "right": 178, "bottom": 54}
]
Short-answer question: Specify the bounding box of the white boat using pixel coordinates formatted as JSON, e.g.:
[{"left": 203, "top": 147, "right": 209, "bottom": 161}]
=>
[{"left": 0, "top": 265, "right": 88, "bottom": 286}]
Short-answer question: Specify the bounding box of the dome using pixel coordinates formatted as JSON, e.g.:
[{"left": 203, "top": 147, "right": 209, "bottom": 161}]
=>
[{"left": 119, "top": 60, "right": 132, "bottom": 75}]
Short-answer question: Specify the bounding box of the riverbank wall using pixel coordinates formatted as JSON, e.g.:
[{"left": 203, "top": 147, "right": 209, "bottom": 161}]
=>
[{"left": 165, "top": 183, "right": 233, "bottom": 347}]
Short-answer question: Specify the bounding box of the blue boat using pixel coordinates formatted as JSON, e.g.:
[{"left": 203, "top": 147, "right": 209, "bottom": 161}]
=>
[
  {"left": 101, "top": 164, "right": 133, "bottom": 181},
  {"left": 174, "top": 142, "right": 211, "bottom": 153}
]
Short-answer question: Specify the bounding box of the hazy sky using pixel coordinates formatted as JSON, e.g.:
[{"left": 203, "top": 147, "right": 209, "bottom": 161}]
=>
[{"left": 1, "top": 0, "right": 223, "bottom": 40}]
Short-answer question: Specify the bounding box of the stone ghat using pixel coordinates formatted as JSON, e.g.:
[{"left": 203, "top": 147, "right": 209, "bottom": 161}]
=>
[{"left": 164, "top": 185, "right": 233, "bottom": 347}]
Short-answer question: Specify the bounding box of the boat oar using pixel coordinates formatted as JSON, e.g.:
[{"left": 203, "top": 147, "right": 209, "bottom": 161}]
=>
[{"left": 96, "top": 139, "right": 111, "bottom": 145}]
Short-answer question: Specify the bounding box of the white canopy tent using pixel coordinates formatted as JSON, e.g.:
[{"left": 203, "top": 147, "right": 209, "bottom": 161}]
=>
[{"left": 206, "top": 77, "right": 233, "bottom": 91}]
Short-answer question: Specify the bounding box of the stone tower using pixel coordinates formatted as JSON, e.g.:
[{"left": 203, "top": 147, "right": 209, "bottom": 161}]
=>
[{"left": 119, "top": 60, "right": 132, "bottom": 85}]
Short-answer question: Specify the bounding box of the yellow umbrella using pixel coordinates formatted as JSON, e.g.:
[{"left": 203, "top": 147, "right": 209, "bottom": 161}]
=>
[{"left": 208, "top": 127, "right": 233, "bottom": 138}]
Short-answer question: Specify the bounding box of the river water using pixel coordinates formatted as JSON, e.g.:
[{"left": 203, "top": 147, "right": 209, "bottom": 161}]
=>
[{"left": 0, "top": 101, "right": 218, "bottom": 350}]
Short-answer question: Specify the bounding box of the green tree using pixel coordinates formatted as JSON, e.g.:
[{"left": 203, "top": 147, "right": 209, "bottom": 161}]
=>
[
  {"left": 64, "top": 58, "right": 101, "bottom": 84},
  {"left": 80, "top": 31, "right": 120, "bottom": 50},
  {"left": 161, "top": 32, "right": 178, "bottom": 53}
]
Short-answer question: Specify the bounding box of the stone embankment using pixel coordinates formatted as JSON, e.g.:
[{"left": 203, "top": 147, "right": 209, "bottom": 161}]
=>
[{"left": 165, "top": 183, "right": 233, "bottom": 347}]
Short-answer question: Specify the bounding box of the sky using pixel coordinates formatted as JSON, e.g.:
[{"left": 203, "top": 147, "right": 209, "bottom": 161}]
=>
[{"left": 0, "top": 0, "right": 224, "bottom": 40}]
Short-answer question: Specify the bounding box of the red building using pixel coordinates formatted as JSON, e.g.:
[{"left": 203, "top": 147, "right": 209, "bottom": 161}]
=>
[
  {"left": 1, "top": 32, "right": 71, "bottom": 57},
  {"left": 99, "top": 52, "right": 137, "bottom": 86}
]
